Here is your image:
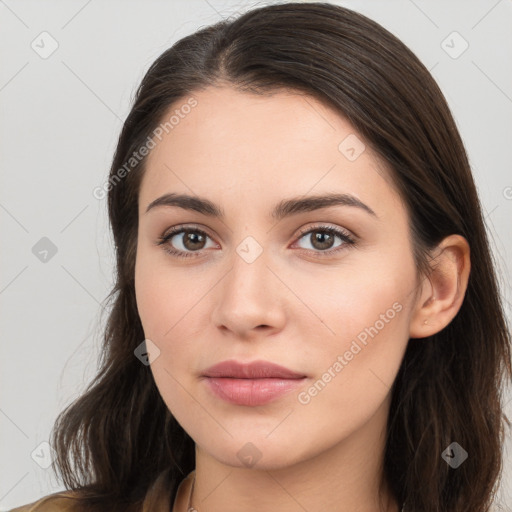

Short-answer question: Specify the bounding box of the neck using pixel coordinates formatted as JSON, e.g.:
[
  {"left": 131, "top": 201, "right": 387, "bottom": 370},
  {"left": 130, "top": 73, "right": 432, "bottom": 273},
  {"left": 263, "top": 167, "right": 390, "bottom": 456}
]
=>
[{"left": 187, "top": 395, "right": 399, "bottom": 512}]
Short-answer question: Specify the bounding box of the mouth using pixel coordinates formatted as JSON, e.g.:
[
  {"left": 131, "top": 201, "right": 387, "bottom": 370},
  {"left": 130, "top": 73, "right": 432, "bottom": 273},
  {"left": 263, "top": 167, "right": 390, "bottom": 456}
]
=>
[{"left": 201, "top": 359, "right": 307, "bottom": 406}]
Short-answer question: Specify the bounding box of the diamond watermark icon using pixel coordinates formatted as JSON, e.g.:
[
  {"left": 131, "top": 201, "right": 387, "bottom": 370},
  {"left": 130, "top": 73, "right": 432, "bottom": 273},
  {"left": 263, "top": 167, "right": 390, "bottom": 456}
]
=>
[
  {"left": 237, "top": 442, "right": 262, "bottom": 467},
  {"left": 31, "top": 441, "right": 55, "bottom": 469},
  {"left": 441, "top": 31, "right": 469, "bottom": 59},
  {"left": 338, "top": 134, "right": 366, "bottom": 161},
  {"left": 441, "top": 441, "right": 468, "bottom": 468},
  {"left": 31, "top": 31, "right": 59, "bottom": 59},
  {"left": 236, "top": 236, "right": 263, "bottom": 264},
  {"left": 32, "top": 237, "right": 58, "bottom": 263},
  {"left": 134, "top": 339, "right": 161, "bottom": 366}
]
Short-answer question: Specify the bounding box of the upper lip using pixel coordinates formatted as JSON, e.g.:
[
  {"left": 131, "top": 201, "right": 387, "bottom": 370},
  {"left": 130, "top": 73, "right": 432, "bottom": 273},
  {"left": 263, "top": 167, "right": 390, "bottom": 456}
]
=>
[{"left": 202, "top": 360, "right": 306, "bottom": 379}]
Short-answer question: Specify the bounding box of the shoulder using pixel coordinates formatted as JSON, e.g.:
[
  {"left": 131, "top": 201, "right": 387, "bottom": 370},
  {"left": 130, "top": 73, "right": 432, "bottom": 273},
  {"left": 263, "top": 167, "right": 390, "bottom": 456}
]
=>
[{"left": 9, "top": 491, "right": 83, "bottom": 512}]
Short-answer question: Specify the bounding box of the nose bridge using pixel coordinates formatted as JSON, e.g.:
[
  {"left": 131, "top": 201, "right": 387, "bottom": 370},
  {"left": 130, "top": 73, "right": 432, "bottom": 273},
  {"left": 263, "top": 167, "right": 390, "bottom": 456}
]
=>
[
  {"left": 226, "top": 234, "right": 273, "bottom": 300},
  {"left": 211, "top": 232, "right": 285, "bottom": 333}
]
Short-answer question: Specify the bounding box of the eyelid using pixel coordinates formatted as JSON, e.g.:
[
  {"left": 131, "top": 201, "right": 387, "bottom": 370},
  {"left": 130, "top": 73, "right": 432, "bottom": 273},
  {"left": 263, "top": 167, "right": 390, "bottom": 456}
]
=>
[
  {"left": 294, "top": 223, "right": 354, "bottom": 241},
  {"left": 160, "top": 222, "right": 218, "bottom": 244},
  {"left": 291, "top": 224, "right": 356, "bottom": 254}
]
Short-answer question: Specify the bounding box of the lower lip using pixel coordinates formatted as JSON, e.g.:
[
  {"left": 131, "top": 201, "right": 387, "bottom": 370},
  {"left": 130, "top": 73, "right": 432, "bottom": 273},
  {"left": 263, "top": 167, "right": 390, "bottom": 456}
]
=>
[{"left": 203, "top": 377, "right": 307, "bottom": 406}]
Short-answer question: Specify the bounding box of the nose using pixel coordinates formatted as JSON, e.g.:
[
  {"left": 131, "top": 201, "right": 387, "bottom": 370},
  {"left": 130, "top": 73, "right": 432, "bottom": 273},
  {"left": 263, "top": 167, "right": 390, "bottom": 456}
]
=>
[{"left": 211, "top": 248, "right": 287, "bottom": 339}]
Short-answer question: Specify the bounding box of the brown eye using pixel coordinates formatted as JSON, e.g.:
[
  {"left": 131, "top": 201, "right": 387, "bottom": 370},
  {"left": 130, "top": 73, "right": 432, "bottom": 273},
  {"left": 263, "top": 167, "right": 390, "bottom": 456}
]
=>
[
  {"left": 156, "top": 227, "right": 215, "bottom": 259},
  {"left": 303, "top": 230, "right": 336, "bottom": 250},
  {"left": 178, "top": 230, "right": 207, "bottom": 251},
  {"left": 294, "top": 225, "right": 356, "bottom": 256}
]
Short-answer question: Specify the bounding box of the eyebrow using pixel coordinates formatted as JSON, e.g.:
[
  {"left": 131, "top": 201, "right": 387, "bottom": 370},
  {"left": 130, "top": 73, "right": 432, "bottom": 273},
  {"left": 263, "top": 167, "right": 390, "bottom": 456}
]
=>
[{"left": 145, "top": 192, "right": 377, "bottom": 220}]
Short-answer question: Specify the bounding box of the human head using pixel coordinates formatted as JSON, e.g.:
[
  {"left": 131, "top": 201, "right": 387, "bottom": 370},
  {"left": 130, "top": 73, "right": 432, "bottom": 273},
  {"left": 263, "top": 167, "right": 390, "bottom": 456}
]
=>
[{"left": 51, "top": 3, "right": 512, "bottom": 511}]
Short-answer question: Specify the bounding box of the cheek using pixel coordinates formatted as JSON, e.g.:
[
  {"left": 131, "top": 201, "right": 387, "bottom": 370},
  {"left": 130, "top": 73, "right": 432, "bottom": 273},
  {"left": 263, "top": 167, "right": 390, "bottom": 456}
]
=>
[
  {"left": 305, "top": 282, "right": 408, "bottom": 369},
  {"left": 134, "top": 254, "right": 200, "bottom": 419},
  {"left": 134, "top": 242, "right": 186, "bottom": 340},
  {"left": 134, "top": 247, "right": 209, "bottom": 374},
  {"left": 134, "top": 265, "right": 169, "bottom": 340},
  {"left": 295, "top": 262, "right": 414, "bottom": 412},
  {"left": 293, "top": 309, "right": 407, "bottom": 427}
]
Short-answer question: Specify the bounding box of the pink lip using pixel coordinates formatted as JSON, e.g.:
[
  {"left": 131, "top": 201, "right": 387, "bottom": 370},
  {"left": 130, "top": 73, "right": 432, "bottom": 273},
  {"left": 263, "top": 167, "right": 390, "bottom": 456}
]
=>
[
  {"left": 201, "top": 360, "right": 307, "bottom": 406},
  {"left": 202, "top": 360, "right": 306, "bottom": 379}
]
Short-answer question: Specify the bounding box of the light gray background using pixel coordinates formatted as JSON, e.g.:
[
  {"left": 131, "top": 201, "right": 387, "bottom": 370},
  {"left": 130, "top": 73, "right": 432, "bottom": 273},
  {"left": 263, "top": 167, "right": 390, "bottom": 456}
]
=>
[{"left": 1, "top": 0, "right": 511, "bottom": 510}]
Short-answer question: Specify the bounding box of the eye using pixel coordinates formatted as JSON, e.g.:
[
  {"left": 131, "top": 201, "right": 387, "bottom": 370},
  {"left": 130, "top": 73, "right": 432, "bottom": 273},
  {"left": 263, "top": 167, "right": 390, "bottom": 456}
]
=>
[
  {"left": 155, "top": 223, "right": 356, "bottom": 259},
  {"left": 156, "top": 224, "right": 217, "bottom": 259},
  {"left": 292, "top": 224, "right": 356, "bottom": 257}
]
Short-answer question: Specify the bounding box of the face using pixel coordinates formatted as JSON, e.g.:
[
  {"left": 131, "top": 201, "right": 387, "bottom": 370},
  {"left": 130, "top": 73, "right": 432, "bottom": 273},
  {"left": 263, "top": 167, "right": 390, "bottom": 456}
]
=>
[{"left": 135, "top": 85, "right": 421, "bottom": 470}]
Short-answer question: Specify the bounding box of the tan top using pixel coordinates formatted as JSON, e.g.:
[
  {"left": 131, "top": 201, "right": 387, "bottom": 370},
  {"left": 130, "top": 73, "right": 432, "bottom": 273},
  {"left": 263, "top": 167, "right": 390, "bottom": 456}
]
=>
[
  {"left": 9, "top": 471, "right": 196, "bottom": 512},
  {"left": 9, "top": 492, "right": 82, "bottom": 512}
]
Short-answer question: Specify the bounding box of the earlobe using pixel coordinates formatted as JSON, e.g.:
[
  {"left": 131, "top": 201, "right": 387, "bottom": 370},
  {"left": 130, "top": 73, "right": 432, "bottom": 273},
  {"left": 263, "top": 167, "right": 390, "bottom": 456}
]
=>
[{"left": 409, "top": 234, "right": 470, "bottom": 339}]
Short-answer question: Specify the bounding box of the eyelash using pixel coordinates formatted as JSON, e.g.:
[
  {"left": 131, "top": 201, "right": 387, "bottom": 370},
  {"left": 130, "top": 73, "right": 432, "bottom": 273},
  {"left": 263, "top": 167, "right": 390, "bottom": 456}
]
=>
[{"left": 155, "top": 224, "right": 357, "bottom": 259}]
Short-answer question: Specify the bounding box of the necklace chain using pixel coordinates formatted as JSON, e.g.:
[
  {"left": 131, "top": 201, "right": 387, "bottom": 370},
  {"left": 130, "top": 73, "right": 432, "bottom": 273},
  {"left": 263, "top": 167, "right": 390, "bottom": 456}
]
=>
[
  {"left": 185, "top": 474, "right": 406, "bottom": 512},
  {"left": 186, "top": 474, "right": 195, "bottom": 512}
]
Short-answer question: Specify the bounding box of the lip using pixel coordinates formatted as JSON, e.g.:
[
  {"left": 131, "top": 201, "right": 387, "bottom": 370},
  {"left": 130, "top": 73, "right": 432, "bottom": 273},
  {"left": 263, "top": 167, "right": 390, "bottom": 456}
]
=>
[
  {"left": 202, "top": 360, "right": 306, "bottom": 379},
  {"left": 201, "top": 360, "right": 307, "bottom": 406}
]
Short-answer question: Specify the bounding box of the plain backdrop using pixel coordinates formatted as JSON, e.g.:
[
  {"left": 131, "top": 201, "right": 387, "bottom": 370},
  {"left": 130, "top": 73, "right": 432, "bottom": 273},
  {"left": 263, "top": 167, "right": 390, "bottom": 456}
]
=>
[{"left": 1, "top": 0, "right": 511, "bottom": 510}]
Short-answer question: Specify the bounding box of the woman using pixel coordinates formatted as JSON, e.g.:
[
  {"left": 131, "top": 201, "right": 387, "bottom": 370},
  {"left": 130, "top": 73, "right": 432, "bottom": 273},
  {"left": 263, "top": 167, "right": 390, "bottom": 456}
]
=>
[{"left": 11, "top": 2, "right": 511, "bottom": 511}]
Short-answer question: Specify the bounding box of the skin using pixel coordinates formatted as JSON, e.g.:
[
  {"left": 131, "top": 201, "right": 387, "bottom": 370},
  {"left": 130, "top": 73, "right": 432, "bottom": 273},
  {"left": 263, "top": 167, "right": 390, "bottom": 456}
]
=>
[{"left": 134, "top": 85, "right": 470, "bottom": 512}]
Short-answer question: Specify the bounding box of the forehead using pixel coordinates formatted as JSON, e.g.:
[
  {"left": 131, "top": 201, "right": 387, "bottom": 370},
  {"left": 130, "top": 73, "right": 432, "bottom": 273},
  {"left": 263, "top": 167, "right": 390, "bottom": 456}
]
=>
[{"left": 139, "top": 85, "right": 400, "bottom": 216}]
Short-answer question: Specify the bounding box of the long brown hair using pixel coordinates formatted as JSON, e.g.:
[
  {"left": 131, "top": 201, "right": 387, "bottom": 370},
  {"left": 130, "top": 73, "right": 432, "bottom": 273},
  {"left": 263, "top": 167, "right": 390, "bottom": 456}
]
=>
[{"left": 50, "top": 3, "right": 512, "bottom": 511}]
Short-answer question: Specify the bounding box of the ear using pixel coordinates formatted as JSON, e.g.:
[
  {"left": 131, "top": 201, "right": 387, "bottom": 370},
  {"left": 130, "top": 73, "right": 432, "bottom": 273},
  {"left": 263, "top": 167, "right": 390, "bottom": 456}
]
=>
[{"left": 409, "top": 234, "right": 471, "bottom": 339}]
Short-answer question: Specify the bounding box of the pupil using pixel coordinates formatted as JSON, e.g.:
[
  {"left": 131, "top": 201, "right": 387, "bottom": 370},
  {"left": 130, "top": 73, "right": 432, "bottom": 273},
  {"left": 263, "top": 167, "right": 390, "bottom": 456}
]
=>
[
  {"left": 314, "top": 231, "right": 333, "bottom": 249},
  {"left": 186, "top": 231, "right": 204, "bottom": 249}
]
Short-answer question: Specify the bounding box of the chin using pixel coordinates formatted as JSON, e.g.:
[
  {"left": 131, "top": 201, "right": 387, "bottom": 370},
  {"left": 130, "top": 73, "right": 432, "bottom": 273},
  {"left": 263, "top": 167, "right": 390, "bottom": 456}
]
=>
[{"left": 198, "top": 432, "right": 314, "bottom": 471}]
